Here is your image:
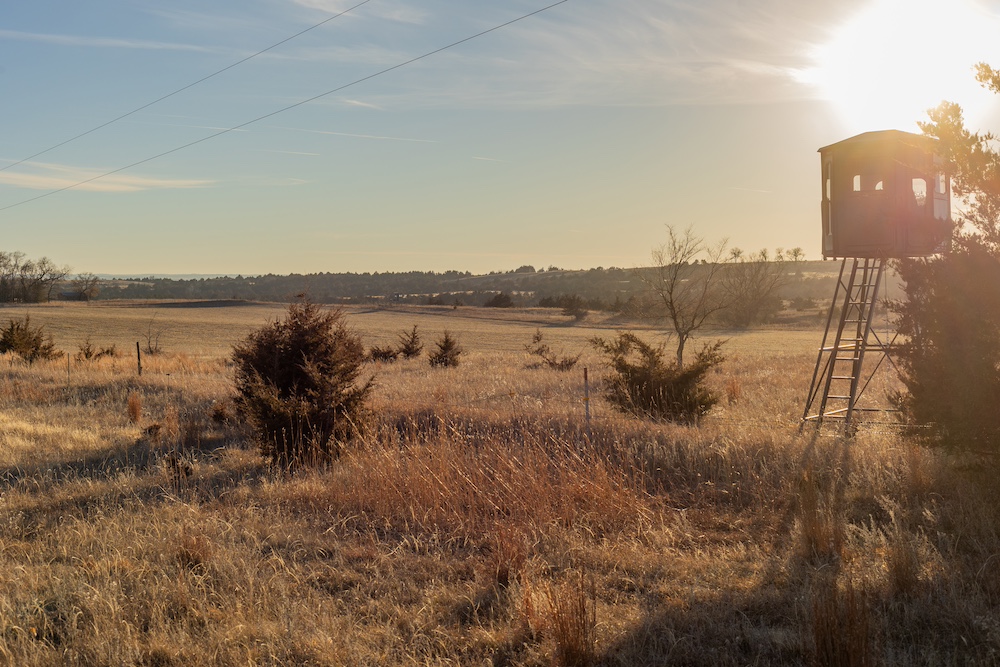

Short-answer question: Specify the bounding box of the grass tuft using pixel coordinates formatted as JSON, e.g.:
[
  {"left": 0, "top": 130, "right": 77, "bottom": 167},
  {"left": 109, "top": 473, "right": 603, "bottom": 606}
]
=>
[{"left": 127, "top": 391, "right": 142, "bottom": 424}]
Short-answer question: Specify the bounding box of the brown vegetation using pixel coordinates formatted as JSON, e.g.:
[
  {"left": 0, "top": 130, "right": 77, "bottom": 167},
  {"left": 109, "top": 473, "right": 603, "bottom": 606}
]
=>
[{"left": 0, "top": 303, "right": 995, "bottom": 664}]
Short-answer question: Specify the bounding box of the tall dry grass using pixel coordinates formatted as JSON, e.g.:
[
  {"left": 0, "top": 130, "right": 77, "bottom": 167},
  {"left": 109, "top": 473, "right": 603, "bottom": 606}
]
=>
[{"left": 0, "top": 305, "right": 996, "bottom": 664}]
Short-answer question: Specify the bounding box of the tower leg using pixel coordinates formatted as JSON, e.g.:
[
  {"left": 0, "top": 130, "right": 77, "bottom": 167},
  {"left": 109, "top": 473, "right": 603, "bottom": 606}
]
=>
[{"left": 801, "top": 258, "right": 886, "bottom": 431}]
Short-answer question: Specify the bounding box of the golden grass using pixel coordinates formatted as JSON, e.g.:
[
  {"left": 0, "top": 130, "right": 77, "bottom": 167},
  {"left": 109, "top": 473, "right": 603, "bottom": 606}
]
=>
[{"left": 0, "top": 302, "right": 996, "bottom": 664}]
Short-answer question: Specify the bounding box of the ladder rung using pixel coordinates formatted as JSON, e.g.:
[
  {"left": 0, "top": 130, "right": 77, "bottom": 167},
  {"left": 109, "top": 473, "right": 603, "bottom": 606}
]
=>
[{"left": 803, "top": 258, "right": 888, "bottom": 428}]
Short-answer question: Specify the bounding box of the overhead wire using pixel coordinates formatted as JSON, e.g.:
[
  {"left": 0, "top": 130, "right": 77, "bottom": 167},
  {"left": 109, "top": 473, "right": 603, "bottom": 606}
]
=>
[
  {"left": 0, "top": 0, "right": 372, "bottom": 175},
  {"left": 0, "top": 0, "right": 570, "bottom": 214}
]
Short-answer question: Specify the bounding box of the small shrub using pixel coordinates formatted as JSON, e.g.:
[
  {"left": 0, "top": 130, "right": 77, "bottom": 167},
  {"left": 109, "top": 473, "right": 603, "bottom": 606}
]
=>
[
  {"left": 538, "top": 294, "right": 589, "bottom": 320},
  {"left": 77, "top": 337, "right": 97, "bottom": 361},
  {"left": 791, "top": 296, "right": 816, "bottom": 311},
  {"left": 232, "top": 298, "right": 373, "bottom": 468},
  {"left": 396, "top": 325, "right": 423, "bottom": 359},
  {"left": 0, "top": 315, "right": 62, "bottom": 364},
  {"left": 525, "top": 329, "right": 580, "bottom": 371},
  {"left": 484, "top": 292, "right": 514, "bottom": 308},
  {"left": 560, "top": 295, "right": 588, "bottom": 321},
  {"left": 429, "top": 331, "right": 463, "bottom": 368},
  {"left": 76, "top": 337, "right": 117, "bottom": 361},
  {"left": 368, "top": 344, "right": 399, "bottom": 363},
  {"left": 591, "top": 332, "right": 724, "bottom": 424}
]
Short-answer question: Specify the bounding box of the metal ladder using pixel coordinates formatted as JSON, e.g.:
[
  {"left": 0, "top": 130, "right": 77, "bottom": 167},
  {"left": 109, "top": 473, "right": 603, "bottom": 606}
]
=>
[{"left": 802, "top": 257, "right": 890, "bottom": 431}]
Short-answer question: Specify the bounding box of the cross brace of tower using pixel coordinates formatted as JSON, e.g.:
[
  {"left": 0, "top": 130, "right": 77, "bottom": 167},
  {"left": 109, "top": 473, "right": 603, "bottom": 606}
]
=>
[{"left": 801, "top": 257, "right": 898, "bottom": 432}]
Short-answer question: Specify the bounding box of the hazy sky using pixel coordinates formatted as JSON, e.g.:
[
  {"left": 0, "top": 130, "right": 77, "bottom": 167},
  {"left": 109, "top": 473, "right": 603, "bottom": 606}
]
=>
[{"left": 3, "top": 0, "right": 1000, "bottom": 275}]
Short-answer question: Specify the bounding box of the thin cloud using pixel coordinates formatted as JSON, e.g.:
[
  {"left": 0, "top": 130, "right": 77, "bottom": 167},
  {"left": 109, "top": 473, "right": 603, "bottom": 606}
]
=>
[
  {"left": 269, "top": 125, "right": 437, "bottom": 143},
  {"left": 0, "top": 29, "right": 213, "bottom": 52},
  {"left": 0, "top": 160, "right": 212, "bottom": 193},
  {"left": 473, "top": 156, "right": 505, "bottom": 162},
  {"left": 342, "top": 99, "right": 383, "bottom": 111},
  {"left": 143, "top": 8, "right": 267, "bottom": 34},
  {"left": 337, "top": 0, "right": 847, "bottom": 109},
  {"left": 291, "top": 0, "right": 427, "bottom": 24}
]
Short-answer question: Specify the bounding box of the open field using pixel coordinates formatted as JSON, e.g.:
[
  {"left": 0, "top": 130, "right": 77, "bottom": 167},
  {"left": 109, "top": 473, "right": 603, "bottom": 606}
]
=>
[{"left": 0, "top": 301, "right": 997, "bottom": 665}]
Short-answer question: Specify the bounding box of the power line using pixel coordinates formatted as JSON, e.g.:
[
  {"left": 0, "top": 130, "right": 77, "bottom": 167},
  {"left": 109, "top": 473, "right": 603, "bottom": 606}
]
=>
[
  {"left": 0, "top": 0, "right": 570, "bottom": 214},
  {"left": 0, "top": 0, "right": 372, "bottom": 174}
]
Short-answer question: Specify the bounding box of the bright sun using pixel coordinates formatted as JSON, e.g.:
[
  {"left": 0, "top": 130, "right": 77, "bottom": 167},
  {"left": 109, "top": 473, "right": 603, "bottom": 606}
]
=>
[{"left": 798, "top": 0, "right": 1000, "bottom": 132}]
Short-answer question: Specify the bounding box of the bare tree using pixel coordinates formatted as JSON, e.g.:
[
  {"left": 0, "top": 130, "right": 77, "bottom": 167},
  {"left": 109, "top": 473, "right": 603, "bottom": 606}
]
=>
[
  {"left": 72, "top": 273, "right": 101, "bottom": 302},
  {"left": 0, "top": 251, "right": 26, "bottom": 302},
  {"left": 643, "top": 226, "right": 729, "bottom": 367},
  {"left": 718, "top": 248, "right": 790, "bottom": 328},
  {"left": 143, "top": 314, "right": 166, "bottom": 355},
  {"left": 15, "top": 256, "right": 70, "bottom": 302}
]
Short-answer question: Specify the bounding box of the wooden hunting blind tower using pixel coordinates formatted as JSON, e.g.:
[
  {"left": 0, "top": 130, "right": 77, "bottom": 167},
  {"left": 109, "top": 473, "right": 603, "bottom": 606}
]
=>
[
  {"left": 820, "top": 129, "right": 950, "bottom": 259},
  {"left": 804, "top": 129, "right": 952, "bottom": 430}
]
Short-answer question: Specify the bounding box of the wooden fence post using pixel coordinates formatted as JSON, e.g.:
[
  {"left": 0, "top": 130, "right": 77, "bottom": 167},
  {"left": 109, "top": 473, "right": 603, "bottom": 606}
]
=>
[{"left": 136, "top": 341, "right": 142, "bottom": 377}]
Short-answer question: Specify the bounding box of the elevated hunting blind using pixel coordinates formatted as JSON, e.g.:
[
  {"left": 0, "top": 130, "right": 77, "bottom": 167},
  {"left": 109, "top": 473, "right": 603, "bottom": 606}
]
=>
[
  {"left": 819, "top": 129, "right": 950, "bottom": 259},
  {"left": 804, "top": 130, "right": 952, "bottom": 431}
]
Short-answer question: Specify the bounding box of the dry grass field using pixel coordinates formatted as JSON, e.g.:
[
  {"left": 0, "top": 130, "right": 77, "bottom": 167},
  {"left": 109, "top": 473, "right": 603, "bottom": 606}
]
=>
[{"left": 0, "top": 301, "right": 998, "bottom": 665}]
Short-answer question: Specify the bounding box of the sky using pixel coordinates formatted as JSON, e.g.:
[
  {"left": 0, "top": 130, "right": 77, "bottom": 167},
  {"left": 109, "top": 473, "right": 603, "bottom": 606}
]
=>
[{"left": 3, "top": 0, "right": 1000, "bottom": 276}]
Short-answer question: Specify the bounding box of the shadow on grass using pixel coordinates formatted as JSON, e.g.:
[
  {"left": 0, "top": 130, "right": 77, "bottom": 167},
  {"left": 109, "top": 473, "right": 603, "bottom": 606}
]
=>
[
  {"left": 597, "top": 435, "right": 833, "bottom": 666},
  {"left": 0, "top": 426, "right": 270, "bottom": 541},
  {"left": 597, "top": 426, "right": 998, "bottom": 666}
]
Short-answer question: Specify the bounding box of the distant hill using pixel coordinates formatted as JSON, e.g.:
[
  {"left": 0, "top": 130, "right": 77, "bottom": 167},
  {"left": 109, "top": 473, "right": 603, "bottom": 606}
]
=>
[{"left": 94, "top": 261, "right": 852, "bottom": 311}]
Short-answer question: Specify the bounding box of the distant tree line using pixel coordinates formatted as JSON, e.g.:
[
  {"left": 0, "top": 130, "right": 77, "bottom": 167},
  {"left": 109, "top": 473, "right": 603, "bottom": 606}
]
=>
[
  {"left": 0, "top": 251, "right": 71, "bottom": 303},
  {"left": 98, "top": 261, "right": 831, "bottom": 311}
]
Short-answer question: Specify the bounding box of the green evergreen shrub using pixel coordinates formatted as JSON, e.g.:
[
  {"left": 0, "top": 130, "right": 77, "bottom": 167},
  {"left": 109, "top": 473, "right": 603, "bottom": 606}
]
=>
[
  {"left": 591, "top": 332, "right": 724, "bottom": 424},
  {"left": 396, "top": 325, "right": 423, "bottom": 359},
  {"left": 484, "top": 292, "right": 514, "bottom": 308},
  {"left": 429, "top": 331, "right": 463, "bottom": 368},
  {"left": 232, "top": 299, "right": 373, "bottom": 468},
  {"left": 525, "top": 329, "right": 580, "bottom": 371},
  {"left": 892, "top": 246, "right": 1000, "bottom": 451},
  {"left": 367, "top": 345, "right": 399, "bottom": 363},
  {"left": 0, "top": 315, "right": 62, "bottom": 364}
]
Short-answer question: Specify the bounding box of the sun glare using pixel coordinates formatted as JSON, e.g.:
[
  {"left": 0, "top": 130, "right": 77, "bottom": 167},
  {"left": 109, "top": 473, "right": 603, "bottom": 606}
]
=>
[{"left": 797, "top": 0, "right": 1000, "bottom": 132}]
